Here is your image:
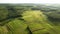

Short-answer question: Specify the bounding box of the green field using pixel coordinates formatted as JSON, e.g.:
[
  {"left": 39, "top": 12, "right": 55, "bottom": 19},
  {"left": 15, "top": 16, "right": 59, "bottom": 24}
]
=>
[{"left": 0, "top": 4, "right": 60, "bottom": 34}]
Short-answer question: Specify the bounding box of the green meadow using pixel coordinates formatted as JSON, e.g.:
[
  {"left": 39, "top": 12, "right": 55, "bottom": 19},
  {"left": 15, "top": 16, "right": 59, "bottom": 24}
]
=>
[{"left": 0, "top": 4, "right": 60, "bottom": 34}]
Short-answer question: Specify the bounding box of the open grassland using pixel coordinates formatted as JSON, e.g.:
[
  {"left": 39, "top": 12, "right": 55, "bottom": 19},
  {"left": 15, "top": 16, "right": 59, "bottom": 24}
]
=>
[{"left": 0, "top": 4, "right": 60, "bottom": 34}]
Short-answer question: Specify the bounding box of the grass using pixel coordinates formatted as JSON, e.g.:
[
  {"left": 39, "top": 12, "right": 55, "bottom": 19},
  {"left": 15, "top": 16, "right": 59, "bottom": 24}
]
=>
[
  {"left": 22, "top": 10, "right": 60, "bottom": 34},
  {"left": 0, "top": 10, "right": 60, "bottom": 34}
]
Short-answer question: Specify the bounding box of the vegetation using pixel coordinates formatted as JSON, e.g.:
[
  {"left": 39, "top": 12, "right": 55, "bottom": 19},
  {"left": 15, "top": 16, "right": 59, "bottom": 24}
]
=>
[{"left": 0, "top": 4, "right": 60, "bottom": 34}]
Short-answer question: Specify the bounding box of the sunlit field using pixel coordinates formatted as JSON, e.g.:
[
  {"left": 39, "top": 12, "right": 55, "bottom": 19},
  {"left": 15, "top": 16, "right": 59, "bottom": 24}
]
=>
[{"left": 0, "top": 4, "right": 60, "bottom": 34}]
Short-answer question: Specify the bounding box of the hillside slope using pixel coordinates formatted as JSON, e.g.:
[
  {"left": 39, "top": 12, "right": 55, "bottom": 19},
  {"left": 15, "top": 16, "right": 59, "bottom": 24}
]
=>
[{"left": 0, "top": 6, "right": 60, "bottom": 34}]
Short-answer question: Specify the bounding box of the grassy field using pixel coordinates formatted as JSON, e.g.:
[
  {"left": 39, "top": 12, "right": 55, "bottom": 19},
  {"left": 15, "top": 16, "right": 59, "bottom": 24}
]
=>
[{"left": 0, "top": 4, "right": 60, "bottom": 34}]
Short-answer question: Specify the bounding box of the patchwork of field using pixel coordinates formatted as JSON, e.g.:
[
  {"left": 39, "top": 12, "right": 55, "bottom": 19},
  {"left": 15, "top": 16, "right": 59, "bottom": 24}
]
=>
[{"left": 0, "top": 4, "right": 60, "bottom": 34}]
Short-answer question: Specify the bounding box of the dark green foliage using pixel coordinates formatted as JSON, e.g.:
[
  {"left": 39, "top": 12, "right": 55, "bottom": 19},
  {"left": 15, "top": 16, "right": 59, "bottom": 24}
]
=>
[
  {"left": 0, "top": 8, "right": 8, "bottom": 21},
  {"left": 6, "top": 6, "right": 19, "bottom": 17}
]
